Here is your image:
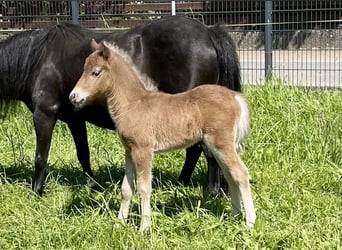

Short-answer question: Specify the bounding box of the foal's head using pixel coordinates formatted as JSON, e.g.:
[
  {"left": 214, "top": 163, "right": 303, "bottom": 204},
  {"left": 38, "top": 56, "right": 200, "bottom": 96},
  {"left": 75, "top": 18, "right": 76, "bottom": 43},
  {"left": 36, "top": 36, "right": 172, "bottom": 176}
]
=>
[{"left": 69, "top": 40, "right": 115, "bottom": 109}]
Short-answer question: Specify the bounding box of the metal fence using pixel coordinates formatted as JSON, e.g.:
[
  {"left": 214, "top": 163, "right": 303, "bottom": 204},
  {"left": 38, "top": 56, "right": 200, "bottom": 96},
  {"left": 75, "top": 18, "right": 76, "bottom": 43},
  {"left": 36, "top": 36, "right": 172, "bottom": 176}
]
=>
[{"left": 0, "top": 0, "right": 341, "bottom": 88}]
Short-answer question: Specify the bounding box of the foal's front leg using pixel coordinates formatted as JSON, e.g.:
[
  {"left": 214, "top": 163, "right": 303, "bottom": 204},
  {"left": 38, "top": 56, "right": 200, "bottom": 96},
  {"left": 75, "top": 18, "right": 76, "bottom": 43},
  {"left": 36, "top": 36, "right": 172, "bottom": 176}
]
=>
[
  {"left": 130, "top": 147, "right": 153, "bottom": 232},
  {"left": 118, "top": 153, "right": 136, "bottom": 222}
]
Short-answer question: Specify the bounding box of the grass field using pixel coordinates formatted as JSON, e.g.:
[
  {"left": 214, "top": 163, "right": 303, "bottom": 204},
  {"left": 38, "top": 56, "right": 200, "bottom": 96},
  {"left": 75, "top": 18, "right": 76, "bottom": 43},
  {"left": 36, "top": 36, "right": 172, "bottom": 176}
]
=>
[{"left": 0, "top": 82, "right": 341, "bottom": 249}]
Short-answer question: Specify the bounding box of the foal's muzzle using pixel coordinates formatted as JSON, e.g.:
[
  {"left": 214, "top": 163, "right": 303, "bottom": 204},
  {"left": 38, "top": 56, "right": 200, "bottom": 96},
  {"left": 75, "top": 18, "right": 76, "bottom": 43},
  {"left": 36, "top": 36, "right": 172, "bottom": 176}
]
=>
[{"left": 69, "top": 92, "right": 85, "bottom": 109}]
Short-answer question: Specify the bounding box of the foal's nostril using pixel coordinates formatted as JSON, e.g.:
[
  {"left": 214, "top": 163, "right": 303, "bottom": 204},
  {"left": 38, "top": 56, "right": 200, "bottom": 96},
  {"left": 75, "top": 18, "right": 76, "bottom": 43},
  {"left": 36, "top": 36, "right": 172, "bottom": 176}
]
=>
[
  {"left": 69, "top": 92, "right": 85, "bottom": 108},
  {"left": 69, "top": 92, "right": 76, "bottom": 102}
]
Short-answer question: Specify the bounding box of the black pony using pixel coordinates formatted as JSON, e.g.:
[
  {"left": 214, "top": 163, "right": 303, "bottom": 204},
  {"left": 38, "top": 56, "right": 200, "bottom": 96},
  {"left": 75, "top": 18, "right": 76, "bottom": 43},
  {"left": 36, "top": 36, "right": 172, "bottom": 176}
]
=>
[{"left": 0, "top": 16, "right": 240, "bottom": 195}]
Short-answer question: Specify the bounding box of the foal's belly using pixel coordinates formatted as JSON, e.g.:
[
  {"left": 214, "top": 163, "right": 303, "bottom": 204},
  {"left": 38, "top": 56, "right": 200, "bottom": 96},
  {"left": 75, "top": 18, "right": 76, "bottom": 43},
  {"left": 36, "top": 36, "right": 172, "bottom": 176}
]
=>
[{"left": 153, "top": 130, "right": 203, "bottom": 153}]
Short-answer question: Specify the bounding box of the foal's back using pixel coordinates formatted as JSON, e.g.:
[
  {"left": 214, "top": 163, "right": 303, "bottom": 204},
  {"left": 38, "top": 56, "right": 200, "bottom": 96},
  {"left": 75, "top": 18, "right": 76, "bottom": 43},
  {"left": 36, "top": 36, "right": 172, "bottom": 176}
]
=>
[
  {"left": 147, "top": 84, "right": 240, "bottom": 107},
  {"left": 187, "top": 84, "right": 242, "bottom": 128},
  {"left": 121, "top": 84, "right": 243, "bottom": 152},
  {"left": 147, "top": 84, "right": 242, "bottom": 121}
]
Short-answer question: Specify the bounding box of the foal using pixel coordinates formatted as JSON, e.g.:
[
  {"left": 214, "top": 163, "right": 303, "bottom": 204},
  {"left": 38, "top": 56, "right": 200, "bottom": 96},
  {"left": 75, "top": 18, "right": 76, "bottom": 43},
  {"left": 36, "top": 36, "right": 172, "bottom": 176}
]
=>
[{"left": 69, "top": 40, "right": 256, "bottom": 232}]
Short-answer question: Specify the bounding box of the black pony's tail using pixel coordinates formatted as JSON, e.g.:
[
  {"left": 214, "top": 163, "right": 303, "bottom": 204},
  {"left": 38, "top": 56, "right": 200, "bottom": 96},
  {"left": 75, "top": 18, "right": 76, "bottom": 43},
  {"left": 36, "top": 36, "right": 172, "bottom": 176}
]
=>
[{"left": 208, "top": 25, "right": 241, "bottom": 92}]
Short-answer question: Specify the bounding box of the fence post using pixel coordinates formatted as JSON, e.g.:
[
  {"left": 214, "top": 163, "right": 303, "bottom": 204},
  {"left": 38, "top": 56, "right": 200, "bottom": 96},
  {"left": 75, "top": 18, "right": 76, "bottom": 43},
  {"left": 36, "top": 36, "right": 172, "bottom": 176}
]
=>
[
  {"left": 71, "top": 0, "right": 80, "bottom": 25},
  {"left": 265, "top": 0, "right": 272, "bottom": 79},
  {"left": 171, "top": 1, "right": 176, "bottom": 16}
]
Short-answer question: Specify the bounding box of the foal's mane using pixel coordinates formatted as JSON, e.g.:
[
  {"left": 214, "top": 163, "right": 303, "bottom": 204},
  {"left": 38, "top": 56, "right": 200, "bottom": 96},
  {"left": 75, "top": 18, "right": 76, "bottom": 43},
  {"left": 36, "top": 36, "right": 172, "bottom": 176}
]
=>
[{"left": 102, "top": 41, "right": 158, "bottom": 92}]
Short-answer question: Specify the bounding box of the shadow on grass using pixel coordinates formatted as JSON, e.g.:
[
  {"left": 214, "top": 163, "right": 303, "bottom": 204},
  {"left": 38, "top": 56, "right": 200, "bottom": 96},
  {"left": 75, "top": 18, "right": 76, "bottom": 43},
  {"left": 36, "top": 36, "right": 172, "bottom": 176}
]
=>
[
  {"left": 0, "top": 163, "right": 33, "bottom": 184},
  {"left": 156, "top": 189, "right": 228, "bottom": 218},
  {"left": 0, "top": 161, "right": 210, "bottom": 191},
  {"left": 0, "top": 162, "right": 124, "bottom": 190},
  {"left": 1, "top": 162, "right": 227, "bottom": 219},
  {"left": 63, "top": 164, "right": 227, "bottom": 219},
  {"left": 62, "top": 164, "right": 213, "bottom": 212}
]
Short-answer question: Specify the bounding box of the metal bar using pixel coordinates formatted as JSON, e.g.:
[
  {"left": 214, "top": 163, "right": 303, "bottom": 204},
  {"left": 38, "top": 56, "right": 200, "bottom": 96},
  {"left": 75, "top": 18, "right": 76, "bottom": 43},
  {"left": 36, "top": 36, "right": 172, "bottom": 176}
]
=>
[
  {"left": 265, "top": 0, "right": 273, "bottom": 79},
  {"left": 71, "top": 0, "right": 79, "bottom": 25},
  {"left": 171, "top": 1, "right": 176, "bottom": 16}
]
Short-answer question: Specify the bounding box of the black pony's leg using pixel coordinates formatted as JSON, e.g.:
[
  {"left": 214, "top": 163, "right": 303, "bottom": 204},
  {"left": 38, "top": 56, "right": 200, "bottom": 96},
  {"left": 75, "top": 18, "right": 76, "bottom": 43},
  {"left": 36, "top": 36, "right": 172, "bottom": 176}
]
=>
[
  {"left": 67, "top": 120, "right": 98, "bottom": 191},
  {"left": 206, "top": 155, "right": 221, "bottom": 196},
  {"left": 32, "top": 107, "right": 57, "bottom": 196},
  {"left": 178, "top": 143, "right": 225, "bottom": 196},
  {"left": 200, "top": 143, "right": 223, "bottom": 196},
  {"left": 178, "top": 143, "right": 202, "bottom": 186}
]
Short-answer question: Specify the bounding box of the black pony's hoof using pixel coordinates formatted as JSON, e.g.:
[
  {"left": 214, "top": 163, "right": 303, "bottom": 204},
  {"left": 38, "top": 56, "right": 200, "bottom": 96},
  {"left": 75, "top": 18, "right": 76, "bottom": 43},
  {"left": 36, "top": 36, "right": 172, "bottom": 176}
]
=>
[
  {"left": 32, "top": 181, "right": 45, "bottom": 197},
  {"left": 85, "top": 174, "right": 103, "bottom": 193},
  {"left": 88, "top": 182, "right": 101, "bottom": 193},
  {"left": 208, "top": 184, "right": 220, "bottom": 197},
  {"left": 208, "top": 179, "right": 229, "bottom": 198},
  {"left": 176, "top": 178, "right": 190, "bottom": 188}
]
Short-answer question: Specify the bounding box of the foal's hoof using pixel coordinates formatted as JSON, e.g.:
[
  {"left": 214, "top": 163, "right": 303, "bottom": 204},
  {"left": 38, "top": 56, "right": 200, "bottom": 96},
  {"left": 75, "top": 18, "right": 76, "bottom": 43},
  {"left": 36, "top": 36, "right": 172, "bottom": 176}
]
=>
[
  {"left": 246, "top": 221, "right": 255, "bottom": 229},
  {"left": 140, "top": 216, "right": 151, "bottom": 233},
  {"left": 139, "top": 223, "right": 151, "bottom": 234},
  {"left": 113, "top": 220, "right": 126, "bottom": 230}
]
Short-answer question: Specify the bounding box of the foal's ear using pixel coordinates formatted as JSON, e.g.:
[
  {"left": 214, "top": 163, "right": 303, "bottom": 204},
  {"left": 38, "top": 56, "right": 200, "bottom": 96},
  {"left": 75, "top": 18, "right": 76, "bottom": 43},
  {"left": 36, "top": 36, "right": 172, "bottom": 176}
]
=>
[
  {"left": 91, "top": 39, "right": 100, "bottom": 51},
  {"left": 91, "top": 39, "right": 110, "bottom": 61},
  {"left": 98, "top": 43, "right": 111, "bottom": 61}
]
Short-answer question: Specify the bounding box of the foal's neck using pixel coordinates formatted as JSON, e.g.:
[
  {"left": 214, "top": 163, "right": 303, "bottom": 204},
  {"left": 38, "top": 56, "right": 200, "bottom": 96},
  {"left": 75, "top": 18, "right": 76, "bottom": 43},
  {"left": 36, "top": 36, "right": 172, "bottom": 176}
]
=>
[{"left": 107, "top": 54, "right": 151, "bottom": 116}]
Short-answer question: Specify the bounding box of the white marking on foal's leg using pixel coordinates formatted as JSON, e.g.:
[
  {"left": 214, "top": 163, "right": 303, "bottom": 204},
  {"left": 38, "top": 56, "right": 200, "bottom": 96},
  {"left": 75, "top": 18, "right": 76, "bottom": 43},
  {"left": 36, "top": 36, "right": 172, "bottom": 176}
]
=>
[
  {"left": 241, "top": 184, "right": 256, "bottom": 228},
  {"left": 224, "top": 173, "right": 242, "bottom": 218},
  {"left": 225, "top": 156, "right": 256, "bottom": 228},
  {"left": 118, "top": 154, "right": 135, "bottom": 223},
  {"left": 130, "top": 149, "right": 153, "bottom": 233},
  {"left": 138, "top": 176, "right": 152, "bottom": 233}
]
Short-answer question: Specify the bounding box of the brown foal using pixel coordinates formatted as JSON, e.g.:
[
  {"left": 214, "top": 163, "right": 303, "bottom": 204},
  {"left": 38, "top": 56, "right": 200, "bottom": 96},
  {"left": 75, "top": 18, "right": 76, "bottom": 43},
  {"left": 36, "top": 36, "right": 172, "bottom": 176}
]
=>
[{"left": 69, "top": 40, "right": 256, "bottom": 232}]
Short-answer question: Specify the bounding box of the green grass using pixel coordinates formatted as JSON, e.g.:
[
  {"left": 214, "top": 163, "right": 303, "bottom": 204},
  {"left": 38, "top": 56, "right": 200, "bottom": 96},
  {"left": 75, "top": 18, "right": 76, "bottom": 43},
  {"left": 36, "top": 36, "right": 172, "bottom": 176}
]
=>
[{"left": 0, "top": 82, "right": 341, "bottom": 249}]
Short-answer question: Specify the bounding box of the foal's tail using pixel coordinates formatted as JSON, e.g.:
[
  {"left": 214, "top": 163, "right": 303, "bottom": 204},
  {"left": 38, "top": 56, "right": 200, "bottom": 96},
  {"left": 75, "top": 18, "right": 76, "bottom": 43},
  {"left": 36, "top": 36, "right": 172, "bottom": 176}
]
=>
[
  {"left": 234, "top": 94, "right": 250, "bottom": 152},
  {"left": 208, "top": 25, "right": 241, "bottom": 92}
]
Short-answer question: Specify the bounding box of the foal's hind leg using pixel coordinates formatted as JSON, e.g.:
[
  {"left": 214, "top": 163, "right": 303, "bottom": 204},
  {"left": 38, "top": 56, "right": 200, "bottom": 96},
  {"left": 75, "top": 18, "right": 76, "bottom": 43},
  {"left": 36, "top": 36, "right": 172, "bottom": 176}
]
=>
[
  {"left": 204, "top": 138, "right": 256, "bottom": 227},
  {"left": 218, "top": 150, "right": 255, "bottom": 227}
]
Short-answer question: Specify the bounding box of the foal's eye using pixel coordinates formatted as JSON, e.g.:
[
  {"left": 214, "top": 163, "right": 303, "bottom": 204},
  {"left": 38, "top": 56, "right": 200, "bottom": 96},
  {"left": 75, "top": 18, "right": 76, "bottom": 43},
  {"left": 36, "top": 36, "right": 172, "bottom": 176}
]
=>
[{"left": 92, "top": 70, "right": 101, "bottom": 77}]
